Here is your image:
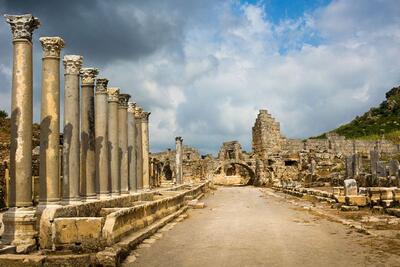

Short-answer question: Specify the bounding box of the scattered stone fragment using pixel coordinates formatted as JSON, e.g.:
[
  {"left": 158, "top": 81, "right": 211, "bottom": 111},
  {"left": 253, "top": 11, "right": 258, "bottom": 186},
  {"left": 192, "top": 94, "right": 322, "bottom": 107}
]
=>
[{"left": 341, "top": 205, "right": 359, "bottom": 212}]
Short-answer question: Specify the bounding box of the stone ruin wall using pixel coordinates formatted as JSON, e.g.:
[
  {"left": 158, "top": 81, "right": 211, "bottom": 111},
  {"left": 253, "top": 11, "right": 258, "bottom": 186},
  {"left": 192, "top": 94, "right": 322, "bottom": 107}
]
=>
[{"left": 251, "top": 109, "right": 400, "bottom": 187}]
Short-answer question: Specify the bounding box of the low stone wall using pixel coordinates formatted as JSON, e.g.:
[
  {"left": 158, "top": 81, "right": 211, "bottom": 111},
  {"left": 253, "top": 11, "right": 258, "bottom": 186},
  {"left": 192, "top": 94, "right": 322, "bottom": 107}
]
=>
[{"left": 39, "top": 183, "right": 208, "bottom": 252}]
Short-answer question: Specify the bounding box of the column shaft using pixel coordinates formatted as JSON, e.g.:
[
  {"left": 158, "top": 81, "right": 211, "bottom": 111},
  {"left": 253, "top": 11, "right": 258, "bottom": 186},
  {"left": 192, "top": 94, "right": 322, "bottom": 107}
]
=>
[
  {"left": 62, "top": 55, "right": 83, "bottom": 203},
  {"left": 135, "top": 108, "right": 143, "bottom": 190},
  {"left": 80, "top": 68, "right": 98, "bottom": 200},
  {"left": 108, "top": 88, "right": 120, "bottom": 195},
  {"left": 141, "top": 112, "right": 150, "bottom": 189},
  {"left": 95, "top": 79, "right": 109, "bottom": 198},
  {"left": 39, "top": 37, "right": 64, "bottom": 205},
  {"left": 118, "top": 94, "right": 130, "bottom": 194},
  {"left": 127, "top": 102, "right": 137, "bottom": 193}
]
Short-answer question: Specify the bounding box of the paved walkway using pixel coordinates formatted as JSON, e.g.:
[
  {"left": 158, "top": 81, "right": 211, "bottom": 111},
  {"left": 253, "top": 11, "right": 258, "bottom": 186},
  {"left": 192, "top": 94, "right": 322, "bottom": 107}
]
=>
[{"left": 127, "top": 186, "right": 398, "bottom": 267}]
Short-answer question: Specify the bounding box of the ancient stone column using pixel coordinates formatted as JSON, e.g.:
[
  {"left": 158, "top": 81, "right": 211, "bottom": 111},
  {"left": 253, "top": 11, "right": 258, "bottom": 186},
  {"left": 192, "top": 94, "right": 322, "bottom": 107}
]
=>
[
  {"left": 108, "top": 88, "right": 120, "bottom": 196},
  {"left": 39, "top": 37, "right": 64, "bottom": 206},
  {"left": 141, "top": 111, "right": 151, "bottom": 189},
  {"left": 127, "top": 102, "right": 137, "bottom": 193},
  {"left": 80, "top": 68, "right": 98, "bottom": 201},
  {"left": 95, "top": 78, "right": 109, "bottom": 199},
  {"left": 118, "top": 93, "right": 130, "bottom": 194},
  {"left": 3, "top": 13, "right": 40, "bottom": 249},
  {"left": 175, "top": 137, "right": 183, "bottom": 184},
  {"left": 135, "top": 107, "right": 143, "bottom": 190},
  {"left": 62, "top": 55, "right": 83, "bottom": 204}
]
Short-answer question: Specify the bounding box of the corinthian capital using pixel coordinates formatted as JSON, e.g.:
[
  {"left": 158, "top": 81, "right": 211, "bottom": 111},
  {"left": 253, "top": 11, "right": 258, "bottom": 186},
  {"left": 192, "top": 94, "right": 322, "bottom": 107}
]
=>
[
  {"left": 118, "top": 94, "right": 130, "bottom": 108},
  {"left": 63, "top": 55, "right": 83, "bottom": 75},
  {"left": 107, "top": 87, "right": 120, "bottom": 102},
  {"left": 4, "top": 14, "right": 40, "bottom": 42},
  {"left": 127, "top": 102, "right": 136, "bottom": 113},
  {"left": 40, "top": 37, "right": 65, "bottom": 58},
  {"left": 134, "top": 106, "right": 143, "bottom": 119},
  {"left": 142, "top": 111, "right": 151, "bottom": 122},
  {"left": 96, "top": 78, "right": 109, "bottom": 94},
  {"left": 80, "top": 68, "right": 99, "bottom": 85}
]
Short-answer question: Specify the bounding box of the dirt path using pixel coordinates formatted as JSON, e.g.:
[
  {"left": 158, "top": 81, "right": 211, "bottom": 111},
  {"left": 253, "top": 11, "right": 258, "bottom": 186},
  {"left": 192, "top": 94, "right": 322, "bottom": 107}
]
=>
[{"left": 126, "top": 186, "right": 400, "bottom": 267}]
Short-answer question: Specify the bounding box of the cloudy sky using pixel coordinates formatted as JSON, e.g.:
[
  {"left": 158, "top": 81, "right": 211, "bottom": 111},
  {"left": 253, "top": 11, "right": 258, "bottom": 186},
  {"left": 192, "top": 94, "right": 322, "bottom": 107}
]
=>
[{"left": 0, "top": 0, "right": 399, "bottom": 155}]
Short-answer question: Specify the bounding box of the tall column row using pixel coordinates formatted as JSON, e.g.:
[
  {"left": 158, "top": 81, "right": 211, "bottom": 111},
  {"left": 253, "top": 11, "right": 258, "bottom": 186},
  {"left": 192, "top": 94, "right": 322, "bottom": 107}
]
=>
[{"left": 3, "top": 13, "right": 152, "bottom": 248}]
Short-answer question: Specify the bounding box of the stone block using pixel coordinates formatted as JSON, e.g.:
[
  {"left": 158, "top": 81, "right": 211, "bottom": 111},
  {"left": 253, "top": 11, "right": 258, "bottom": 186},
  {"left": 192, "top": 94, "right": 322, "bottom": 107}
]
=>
[
  {"left": 380, "top": 188, "right": 394, "bottom": 201},
  {"left": 344, "top": 179, "right": 358, "bottom": 196},
  {"left": 345, "top": 195, "right": 367, "bottom": 207},
  {"left": 335, "top": 196, "right": 346, "bottom": 204},
  {"left": 341, "top": 205, "right": 359, "bottom": 212},
  {"left": 54, "top": 217, "right": 103, "bottom": 247},
  {"left": 0, "top": 255, "right": 45, "bottom": 267},
  {"left": 332, "top": 187, "right": 343, "bottom": 196}
]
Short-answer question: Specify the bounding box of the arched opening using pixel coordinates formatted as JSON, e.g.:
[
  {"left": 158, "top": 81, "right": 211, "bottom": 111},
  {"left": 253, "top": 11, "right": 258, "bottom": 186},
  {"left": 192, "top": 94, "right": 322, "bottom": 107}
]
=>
[
  {"left": 213, "top": 161, "right": 256, "bottom": 186},
  {"left": 163, "top": 164, "right": 173, "bottom": 181}
]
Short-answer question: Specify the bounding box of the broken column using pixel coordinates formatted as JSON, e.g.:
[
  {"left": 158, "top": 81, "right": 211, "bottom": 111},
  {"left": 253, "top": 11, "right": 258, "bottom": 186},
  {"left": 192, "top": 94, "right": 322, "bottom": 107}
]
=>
[
  {"left": 3, "top": 13, "right": 40, "bottom": 249},
  {"left": 38, "top": 36, "right": 64, "bottom": 206},
  {"left": 141, "top": 111, "right": 151, "bottom": 189},
  {"left": 95, "top": 78, "right": 109, "bottom": 199},
  {"left": 108, "top": 88, "right": 120, "bottom": 196},
  {"left": 80, "top": 68, "right": 98, "bottom": 201},
  {"left": 127, "top": 102, "right": 137, "bottom": 193},
  {"left": 118, "top": 93, "right": 130, "bottom": 194},
  {"left": 175, "top": 137, "right": 183, "bottom": 184},
  {"left": 345, "top": 156, "right": 354, "bottom": 179},
  {"left": 62, "top": 55, "right": 83, "bottom": 204},
  {"left": 135, "top": 106, "right": 143, "bottom": 190}
]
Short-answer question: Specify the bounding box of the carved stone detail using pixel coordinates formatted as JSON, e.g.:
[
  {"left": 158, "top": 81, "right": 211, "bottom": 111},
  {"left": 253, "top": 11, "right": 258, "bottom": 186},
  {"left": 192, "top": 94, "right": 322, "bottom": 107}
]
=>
[
  {"left": 39, "top": 37, "right": 65, "bottom": 58},
  {"left": 80, "top": 68, "right": 99, "bottom": 85},
  {"left": 63, "top": 55, "right": 83, "bottom": 75},
  {"left": 118, "top": 94, "right": 131, "bottom": 108},
  {"left": 107, "top": 87, "right": 120, "bottom": 102},
  {"left": 142, "top": 111, "right": 151, "bottom": 122},
  {"left": 4, "top": 14, "right": 40, "bottom": 41},
  {"left": 127, "top": 102, "right": 136, "bottom": 113},
  {"left": 96, "top": 78, "right": 109, "bottom": 94}
]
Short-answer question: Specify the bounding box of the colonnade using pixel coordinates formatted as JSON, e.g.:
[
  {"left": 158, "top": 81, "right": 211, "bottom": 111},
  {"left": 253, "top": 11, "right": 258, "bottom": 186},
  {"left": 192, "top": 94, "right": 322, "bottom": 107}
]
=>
[{"left": 3, "top": 14, "right": 151, "bottom": 247}]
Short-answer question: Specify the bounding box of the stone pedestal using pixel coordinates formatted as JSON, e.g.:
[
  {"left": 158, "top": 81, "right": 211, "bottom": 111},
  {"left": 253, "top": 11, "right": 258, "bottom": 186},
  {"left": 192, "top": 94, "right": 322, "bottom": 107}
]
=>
[
  {"left": 4, "top": 13, "right": 40, "bottom": 249},
  {"left": 95, "top": 78, "right": 110, "bottom": 199},
  {"left": 39, "top": 37, "right": 64, "bottom": 205},
  {"left": 118, "top": 94, "right": 130, "bottom": 194},
  {"left": 134, "top": 107, "right": 143, "bottom": 190},
  {"left": 62, "top": 55, "right": 83, "bottom": 204},
  {"left": 141, "top": 111, "right": 151, "bottom": 189},
  {"left": 127, "top": 102, "right": 137, "bottom": 193},
  {"left": 108, "top": 88, "right": 120, "bottom": 196},
  {"left": 80, "top": 68, "right": 98, "bottom": 201}
]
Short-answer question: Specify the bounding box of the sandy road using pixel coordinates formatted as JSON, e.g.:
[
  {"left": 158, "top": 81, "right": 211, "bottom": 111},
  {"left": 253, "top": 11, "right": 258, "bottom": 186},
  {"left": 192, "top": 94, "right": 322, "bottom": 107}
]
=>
[{"left": 127, "top": 186, "right": 400, "bottom": 267}]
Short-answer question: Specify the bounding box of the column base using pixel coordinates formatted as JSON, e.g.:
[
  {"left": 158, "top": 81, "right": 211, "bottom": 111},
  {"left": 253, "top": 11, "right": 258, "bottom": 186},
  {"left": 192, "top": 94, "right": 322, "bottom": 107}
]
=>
[
  {"left": 83, "top": 195, "right": 98, "bottom": 202},
  {"left": 111, "top": 192, "right": 121, "bottom": 198},
  {"left": 121, "top": 190, "right": 130, "bottom": 195},
  {"left": 61, "top": 198, "right": 82, "bottom": 205},
  {"left": 2, "top": 207, "right": 38, "bottom": 253},
  {"left": 97, "top": 193, "right": 110, "bottom": 200}
]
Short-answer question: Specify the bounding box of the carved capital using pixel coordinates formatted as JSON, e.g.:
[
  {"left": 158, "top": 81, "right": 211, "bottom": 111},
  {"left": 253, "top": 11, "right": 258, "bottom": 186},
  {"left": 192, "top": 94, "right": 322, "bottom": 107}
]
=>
[
  {"left": 107, "top": 87, "right": 120, "bottom": 102},
  {"left": 175, "top": 136, "right": 183, "bottom": 142},
  {"left": 118, "top": 94, "right": 131, "bottom": 108},
  {"left": 134, "top": 106, "right": 143, "bottom": 119},
  {"left": 63, "top": 55, "right": 83, "bottom": 75},
  {"left": 142, "top": 111, "right": 151, "bottom": 122},
  {"left": 80, "top": 68, "right": 99, "bottom": 85},
  {"left": 127, "top": 102, "right": 136, "bottom": 113},
  {"left": 96, "top": 78, "right": 109, "bottom": 94},
  {"left": 4, "top": 14, "right": 40, "bottom": 42},
  {"left": 40, "top": 37, "right": 65, "bottom": 58}
]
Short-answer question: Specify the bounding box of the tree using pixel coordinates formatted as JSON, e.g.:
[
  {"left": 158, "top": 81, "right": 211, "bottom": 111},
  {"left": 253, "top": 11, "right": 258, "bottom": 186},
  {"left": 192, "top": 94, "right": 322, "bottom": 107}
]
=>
[{"left": 0, "top": 110, "right": 8, "bottom": 120}]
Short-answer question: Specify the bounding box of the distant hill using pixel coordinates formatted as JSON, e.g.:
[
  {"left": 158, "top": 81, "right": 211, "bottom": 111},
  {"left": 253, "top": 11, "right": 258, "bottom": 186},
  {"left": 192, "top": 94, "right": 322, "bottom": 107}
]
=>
[{"left": 313, "top": 86, "right": 400, "bottom": 143}]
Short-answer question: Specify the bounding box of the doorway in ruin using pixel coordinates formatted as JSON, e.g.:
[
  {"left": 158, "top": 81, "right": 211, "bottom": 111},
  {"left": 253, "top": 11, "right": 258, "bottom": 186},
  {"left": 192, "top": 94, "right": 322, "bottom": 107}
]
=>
[
  {"left": 213, "top": 162, "right": 255, "bottom": 186},
  {"left": 163, "top": 164, "right": 173, "bottom": 181}
]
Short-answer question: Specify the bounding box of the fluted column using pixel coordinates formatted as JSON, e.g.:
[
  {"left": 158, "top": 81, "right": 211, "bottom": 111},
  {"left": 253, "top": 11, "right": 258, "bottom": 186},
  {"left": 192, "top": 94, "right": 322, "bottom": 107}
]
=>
[
  {"left": 38, "top": 37, "right": 64, "bottom": 205},
  {"left": 141, "top": 111, "right": 151, "bottom": 189},
  {"left": 62, "top": 55, "right": 83, "bottom": 204},
  {"left": 80, "top": 68, "right": 98, "bottom": 201},
  {"left": 3, "top": 13, "right": 40, "bottom": 248},
  {"left": 175, "top": 136, "right": 183, "bottom": 184},
  {"left": 108, "top": 88, "right": 120, "bottom": 196},
  {"left": 127, "top": 102, "right": 137, "bottom": 193},
  {"left": 118, "top": 94, "right": 130, "bottom": 194},
  {"left": 95, "top": 78, "right": 109, "bottom": 199},
  {"left": 134, "top": 107, "right": 143, "bottom": 190}
]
